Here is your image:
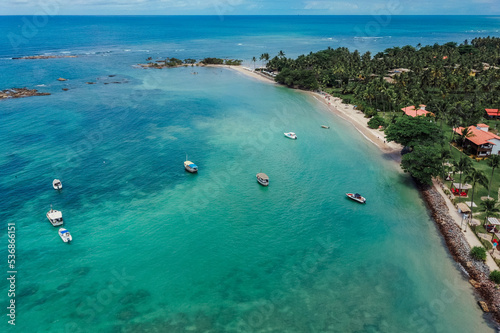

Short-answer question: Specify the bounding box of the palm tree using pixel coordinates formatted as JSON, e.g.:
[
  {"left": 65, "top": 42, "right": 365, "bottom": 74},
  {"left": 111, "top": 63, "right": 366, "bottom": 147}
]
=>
[
  {"left": 251, "top": 57, "right": 257, "bottom": 71},
  {"left": 487, "top": 154, "right": 500, "bottom": 199},
  {"left": 259, "top": 53, "right": 270, "bottom": 69},
  {"left": 440, "top": 148, "right": 452, "bottom": 181},
  {"left": 455, "top": 156, "right": 472, "bottom": 192},
  {"left": 457, "top": 126, "right": 475, "bottom": 148},
  {"left": 464, "top": 167, "right": 488, "bottom": 212},
  {"left": 480, "top": 199, "right": 499, "bottom": 226},
  {"left": 263, "top": 53, "right": 270, "bottom": 67}
]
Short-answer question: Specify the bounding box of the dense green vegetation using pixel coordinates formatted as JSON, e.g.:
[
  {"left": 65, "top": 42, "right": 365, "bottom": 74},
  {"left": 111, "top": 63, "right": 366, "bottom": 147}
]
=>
[
  {"left": 490, "top": 270, "right": 500, "bottom": 283},
  {"left": 471, "top": 246, "right": 487, "bottom": 262},
  {"left": 266, "top": 38, "right": 500, "bottom": 117},
  {"left": 201, "top": 58, "right": 243, "bottom": 66}
]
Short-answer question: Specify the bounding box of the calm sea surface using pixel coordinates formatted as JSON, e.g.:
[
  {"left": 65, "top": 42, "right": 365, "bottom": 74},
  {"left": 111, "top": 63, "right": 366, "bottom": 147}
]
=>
[{"left": 1, "top": 15, "right": 499, "bottom": 332}]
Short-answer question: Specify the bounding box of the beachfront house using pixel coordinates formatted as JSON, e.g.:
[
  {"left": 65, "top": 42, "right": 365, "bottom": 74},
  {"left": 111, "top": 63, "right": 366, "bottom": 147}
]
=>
[
  {"left": 454, "top": 124, "right": 500, "bottom": 157},
  {"left": 486, "top": 109, "right": 500, "bottom": 119},
  {"left": 401, "top": 105, "right": 434, "bottom": 117}
]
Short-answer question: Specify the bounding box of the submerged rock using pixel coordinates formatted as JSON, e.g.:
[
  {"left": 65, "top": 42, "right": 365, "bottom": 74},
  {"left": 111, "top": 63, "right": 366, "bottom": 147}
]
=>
[{"left": 0, "top": 88, "right": 50, "bottom": 100}]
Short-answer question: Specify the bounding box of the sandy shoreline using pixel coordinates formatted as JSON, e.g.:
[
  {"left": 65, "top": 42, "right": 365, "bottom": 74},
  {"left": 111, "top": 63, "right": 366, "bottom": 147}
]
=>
[{"left": 228, "top": 65, "right": 500, "bottom": 325}]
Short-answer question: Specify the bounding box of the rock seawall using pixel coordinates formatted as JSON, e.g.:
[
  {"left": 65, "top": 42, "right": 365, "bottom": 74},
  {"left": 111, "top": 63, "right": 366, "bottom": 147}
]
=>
[{"left": 421, "top": 184, "right": 500, "bottom": 324}]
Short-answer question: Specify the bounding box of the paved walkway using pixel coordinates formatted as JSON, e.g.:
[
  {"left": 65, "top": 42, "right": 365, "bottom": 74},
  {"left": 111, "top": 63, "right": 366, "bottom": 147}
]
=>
[{"left": 433, "top": 180, "right": 498, "bottom": 271}]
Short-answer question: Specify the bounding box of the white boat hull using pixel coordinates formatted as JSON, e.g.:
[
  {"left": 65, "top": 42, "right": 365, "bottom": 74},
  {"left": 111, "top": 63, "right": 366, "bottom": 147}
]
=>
[
  {"left": 58, "top": 228, "right": 72, "bottom": 243},
  {"left": 346, "top": 193, "right": 366, "bottom": 204},
  {"left": 184, "top": 160, "right": 198, "bottom": 173},
  {"left": 47, "top": 209, "right": 64, "bottom": 226},
  {"left": 256, "top": 173, "right": 269, "bottom": 186},
  {"left": 52, "top": 179, "right": 62, "bottom": 190},
  {"left": 257, "top": 178, "right": 269, "bottom": 186}
]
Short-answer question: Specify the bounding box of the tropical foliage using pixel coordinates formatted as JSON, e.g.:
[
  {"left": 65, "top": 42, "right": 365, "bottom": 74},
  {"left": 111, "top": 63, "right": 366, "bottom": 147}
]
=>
[
  {"left": 400, "top": 144, "right": 442, "bottom": 185},
  {"left": 490, "top": 270, "right": 500, "bottom": 284},
  {"left": 480, "top": 199, "right": 499, "bottom": 224},
  {"left": 470, "top": 246, "right": 487, "bottom": 261},
  {"left": 384, "top": 116, "right": 443, "bottom": 148},
  {"left": 265, "top": 38, "right": 500, "bottom": 119}
]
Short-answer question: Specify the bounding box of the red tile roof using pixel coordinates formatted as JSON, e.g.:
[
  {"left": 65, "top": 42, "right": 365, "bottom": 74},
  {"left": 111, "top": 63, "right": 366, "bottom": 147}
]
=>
[
  {"left": 477, "top": 123, "right": 489, "bottom": 128},
  {"left": 454, "top": 126, "right": 500, "bottom": 146},
  {"left": 486, "top": 109, "right": 500, "bottom": 116},
  {"left": 401, "top": 105, "right": 432, "bottom": 117}
]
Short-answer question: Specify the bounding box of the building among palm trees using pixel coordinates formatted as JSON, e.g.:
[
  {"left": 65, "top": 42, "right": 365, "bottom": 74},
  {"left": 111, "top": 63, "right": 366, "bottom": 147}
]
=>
[
  {"left": 454, "top": 124, "right": 500, "bottom": 157},
  {"left": 401, "top": 105, "right": 434, "bottom": 117},
  {"left": 486, "top": 108, "right": 500, "bottom": 119}
]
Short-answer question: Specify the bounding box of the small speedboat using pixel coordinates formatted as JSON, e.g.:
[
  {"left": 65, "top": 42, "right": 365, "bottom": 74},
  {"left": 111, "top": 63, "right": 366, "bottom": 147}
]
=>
[
  {"left": 184, "top": 155, "right": 198, "bottom": 173},
  {"left": 47, "top": 206, "right": 64, "bottom": 226},
  {"left": 256, "top": 172, "right": 269, "bottom": 186},
  {"left": 284, "top": 132, "right": 297, "bottom": 139},
  {"left": 346, "top": 193, "right": 366, "bottom": 204},
  {"left": 321, "top": 125, "right": 330, "bottom": 129},
  {"left": 58, "top": 228, "right": 72, "bottom": 243},
  {"left": 53, "top": 179, "right": 62, "bottom": 190}
]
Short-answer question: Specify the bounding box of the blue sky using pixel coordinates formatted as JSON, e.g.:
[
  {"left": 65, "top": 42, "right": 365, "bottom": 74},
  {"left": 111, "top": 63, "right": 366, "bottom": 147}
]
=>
[{"left": 3, "top": 0, "right": 500, "bottom": 15}]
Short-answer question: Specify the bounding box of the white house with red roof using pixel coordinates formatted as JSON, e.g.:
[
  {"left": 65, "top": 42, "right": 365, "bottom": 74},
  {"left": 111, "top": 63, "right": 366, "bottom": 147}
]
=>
[
  {"left": 401, "top": 105, "right": 434, "bottom": 117},
  {"left": 454, "top": 124, "right": 500, "bottom": 157}
]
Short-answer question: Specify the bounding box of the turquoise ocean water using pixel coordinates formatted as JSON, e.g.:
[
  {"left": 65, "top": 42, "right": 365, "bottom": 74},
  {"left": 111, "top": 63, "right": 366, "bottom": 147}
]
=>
[{"left": 1, "top": 15, "right": 500, "bottom": 332}]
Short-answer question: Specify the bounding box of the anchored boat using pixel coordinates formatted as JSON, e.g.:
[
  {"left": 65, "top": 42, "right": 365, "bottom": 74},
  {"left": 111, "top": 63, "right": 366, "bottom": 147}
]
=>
[
  {"left": 346, "top": 193, "right": 366, "bottom": 204},
  {"left": 284, "top": 132, "right": 297, "bottom": 139},
  {"left": 52, "top": 179, "right": 62, "bottom": 190},
  {"left": 256, "top": 173, "right": 269, "bottom": 186},
  {"left": 184, "top": 155, "right": 198, "bottom": 173},
  {"left": 58, "top": 228, "right": 72, "bottom": 243},
  {"left": 47, "top": 206, "right": 64, "bottom": 226}
]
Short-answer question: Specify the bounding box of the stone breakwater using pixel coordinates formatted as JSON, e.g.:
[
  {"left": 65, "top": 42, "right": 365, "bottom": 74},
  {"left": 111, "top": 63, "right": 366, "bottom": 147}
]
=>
[{"left": 421, "top": 184, "right": 500, "bottom": 324}]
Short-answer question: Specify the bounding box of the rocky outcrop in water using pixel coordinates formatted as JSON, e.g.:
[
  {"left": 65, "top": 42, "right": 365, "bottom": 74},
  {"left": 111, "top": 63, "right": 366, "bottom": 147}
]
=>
[
  {"left": 0, "top": 88, "right": 50, "bottom": 100},
  {"left": 421, "top": 184, "right": 500, "bottom": 324}
]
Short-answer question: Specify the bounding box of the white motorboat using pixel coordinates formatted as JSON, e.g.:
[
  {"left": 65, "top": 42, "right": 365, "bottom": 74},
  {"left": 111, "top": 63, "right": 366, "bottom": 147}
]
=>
[
  {"left": 47, "top": 207, "right": 64, "bottom": 226},
  {"left": 184, "top": 155, "right": 198, "bottom": 173},
  {"left": 321, "top": 125, "right": 330, "bottom": 129},
  {"left": 53, "top": 179, "right": 62, "bottom": 190},
  {"left": 256, "top": 173, "right": 269, "bottom": 186},
  {"left": 58, "top": 228, "right": 72, "bottom": 243},
  {"left": 346, "top": 193, "right": 366, "bottom": 204},
  {"left": 284, "top": 132, "right": 297, "bottom": 139}
]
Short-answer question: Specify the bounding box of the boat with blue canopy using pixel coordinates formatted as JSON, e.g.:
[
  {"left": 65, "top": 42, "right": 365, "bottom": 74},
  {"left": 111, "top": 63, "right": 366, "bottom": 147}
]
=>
[{"left": 184, "top": 155, "right": 198, "bottom": 173}]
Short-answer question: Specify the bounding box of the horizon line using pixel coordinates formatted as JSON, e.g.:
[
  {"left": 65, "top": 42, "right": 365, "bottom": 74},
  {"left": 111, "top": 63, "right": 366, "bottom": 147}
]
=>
[{"left": 1, "top": 14, "right": 499, "bottom": 16}]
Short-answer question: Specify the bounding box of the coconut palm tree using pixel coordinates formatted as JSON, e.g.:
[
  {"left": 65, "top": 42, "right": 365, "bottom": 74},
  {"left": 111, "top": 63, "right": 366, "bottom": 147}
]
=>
[
  {"left": 439, "top": 149, "right": 453, "bottom": 181},
  {"left": 251, "top": 57, "right": 257, "bottom": 71},
  {"left": 259, "top": 53, "right": 270, "bottom": 69},
  {"left": 487, "top": 154, "right": 500, "bottom": 199},
  {"left": 455, "top": 156, "right": 473, "bottom": 192},
  {"left": 457, "top": 126, "right": 475, "bottom": 148},
  {"left": 464, "top": 167, "right": 488, "bottom": 212},
  {"left": 480, "top": 199, "right": 499, "bottom": 226}
]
